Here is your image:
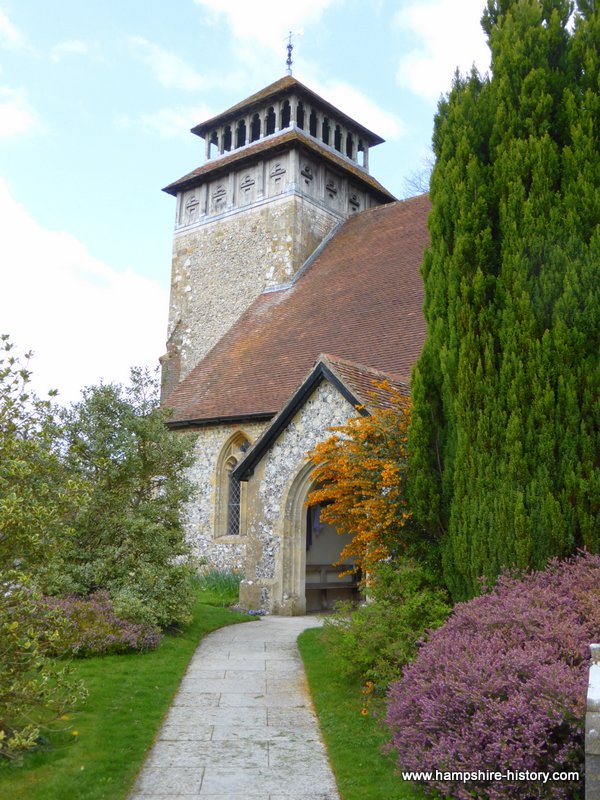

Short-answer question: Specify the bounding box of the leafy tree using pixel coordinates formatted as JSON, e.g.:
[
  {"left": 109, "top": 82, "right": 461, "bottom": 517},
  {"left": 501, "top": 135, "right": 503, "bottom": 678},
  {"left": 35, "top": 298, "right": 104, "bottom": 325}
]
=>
[
  {"left": 409, "top": 0, "right": 600, "bottom": 599},
  {"left": 308, "top": 385, "right": 433, "bottom": 577},
  {"left": 0, "top": 335, "right": 80, "bottom": 573},
  {"left": 44, "top": 369, "right": 197, "bottom": 629},
  {"left": 0, "top": 337, "right": 86, "bottom": 760}
]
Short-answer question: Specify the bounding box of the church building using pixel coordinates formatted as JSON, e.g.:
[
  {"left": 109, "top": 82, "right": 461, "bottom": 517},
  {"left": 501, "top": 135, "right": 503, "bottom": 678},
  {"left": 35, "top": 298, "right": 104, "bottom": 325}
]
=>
[{"left": 159, "top": 75, "right": 430, "bottom": 614}]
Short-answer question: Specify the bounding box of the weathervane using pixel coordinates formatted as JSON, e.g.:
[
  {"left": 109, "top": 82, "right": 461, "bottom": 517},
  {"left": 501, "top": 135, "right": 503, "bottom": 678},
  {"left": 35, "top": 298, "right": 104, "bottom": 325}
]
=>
[{"left": 285, "top": 30, "right": 303, "bottom": 76}]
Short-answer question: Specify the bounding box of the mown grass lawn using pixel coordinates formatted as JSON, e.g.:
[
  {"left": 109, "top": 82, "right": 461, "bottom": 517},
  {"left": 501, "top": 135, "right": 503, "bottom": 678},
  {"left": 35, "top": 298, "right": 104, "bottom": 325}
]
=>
[
  {"left": 298, "top": 627, "right": 425, "bottom": 800},
  {"left": 0, "top": 594, "right": 251, "bottom": 800}
]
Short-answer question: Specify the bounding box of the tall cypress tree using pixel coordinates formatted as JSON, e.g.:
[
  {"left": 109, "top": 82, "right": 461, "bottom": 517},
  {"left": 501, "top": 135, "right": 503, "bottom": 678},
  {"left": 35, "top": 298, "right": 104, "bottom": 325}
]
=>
[{"left": 409, "top": 0, "right": 600, "bottom": 599}]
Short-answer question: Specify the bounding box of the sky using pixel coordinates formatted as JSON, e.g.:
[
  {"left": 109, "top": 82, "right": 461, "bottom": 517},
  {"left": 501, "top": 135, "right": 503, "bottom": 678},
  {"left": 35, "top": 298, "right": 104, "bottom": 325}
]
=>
[{"left": 0, "top": 0, "right": 491, "bottom": 404}]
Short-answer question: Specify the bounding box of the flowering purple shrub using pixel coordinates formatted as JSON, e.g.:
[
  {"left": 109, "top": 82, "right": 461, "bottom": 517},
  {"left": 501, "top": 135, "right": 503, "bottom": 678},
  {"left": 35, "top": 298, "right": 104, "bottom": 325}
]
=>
[
  {"left": 386, "top": 553, "right": 600, "bottom": 800},
  {"left": 44, "top": 591, "right": 162, "bottom": 657}
]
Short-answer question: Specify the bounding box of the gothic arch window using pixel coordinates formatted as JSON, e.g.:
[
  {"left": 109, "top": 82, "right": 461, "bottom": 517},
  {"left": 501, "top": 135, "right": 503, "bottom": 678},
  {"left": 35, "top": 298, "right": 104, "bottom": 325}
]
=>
[
  {"left": 250, "top": 114, "right": 261, "bottom": 143},
  {"left": 223, "top": 125, "right": 232, "bottom": 152},
  {"left": 346, "top": 133, "right": 354, "bottom": 159},
  {"left": 334, "top": 125, "right": 342, "bottom": 152},
  {"left": 265, "top": 106, "right": 276, "bottom": 136},
  {"left": 322, "top": 117, "right": 330, "bottom": 146},
  {"left": 280, "top": 100, "right": 291, "bottom": 129},
  {"left": 236, "top": 119, "right": 246, "bottom": 148},
  {"left": 214, "top": 432, "right": 251, "bottom": 538},
  {"left": 358, "top": 139, "right": 365, "bottom": 167},
  {"left": 309, "top": 109, "right": 317, "bottom": 137},
  {"left": 296, "top": 101, "right": 305, "bottom": 129}
]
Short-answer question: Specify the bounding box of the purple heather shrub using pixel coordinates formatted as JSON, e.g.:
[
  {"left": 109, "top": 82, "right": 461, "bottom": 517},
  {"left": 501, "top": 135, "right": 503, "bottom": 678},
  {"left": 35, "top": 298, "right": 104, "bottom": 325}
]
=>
[
  {"left": 44, "top": 591, "right": 162, "bottom": 657},
  {"left": 385, "top": 553, "right": 600, "bottom": 800}
]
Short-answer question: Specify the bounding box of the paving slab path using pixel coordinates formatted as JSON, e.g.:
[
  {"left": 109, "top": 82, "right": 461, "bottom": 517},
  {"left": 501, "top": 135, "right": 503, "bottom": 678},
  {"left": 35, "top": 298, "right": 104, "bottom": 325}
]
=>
[{"left": 129, "top": 615, "right": 340, "bottom": 800}]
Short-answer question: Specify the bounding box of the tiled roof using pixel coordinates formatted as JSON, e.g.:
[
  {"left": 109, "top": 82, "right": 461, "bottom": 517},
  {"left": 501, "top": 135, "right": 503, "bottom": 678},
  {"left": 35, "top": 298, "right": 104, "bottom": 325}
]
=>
[
  {"left": 162, "top": 127, "right": 396, "bottom": 201},
  {"left": 323, "top": 354, "right": 410, "bottom": 409},
  {"left": 232, "top": 354, "right": 410, "bottom": 481},
  {"left": 191, "top": 75, "right": 384, "bottom": 146},
  {"left": 163, "top": 193, "right": 430, "bottom": 426}
]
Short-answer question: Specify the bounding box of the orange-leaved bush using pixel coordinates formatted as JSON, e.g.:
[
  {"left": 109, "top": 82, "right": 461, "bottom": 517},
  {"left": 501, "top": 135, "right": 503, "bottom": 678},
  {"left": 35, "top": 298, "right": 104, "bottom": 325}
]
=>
[{"left": 307, "top": 383, "right": 422, "bottom": 578}]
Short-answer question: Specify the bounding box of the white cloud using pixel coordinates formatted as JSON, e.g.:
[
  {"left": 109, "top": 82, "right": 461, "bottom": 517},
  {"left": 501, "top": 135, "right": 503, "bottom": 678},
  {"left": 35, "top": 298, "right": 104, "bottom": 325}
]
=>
[
  {"left": 117, "top": 103, "right": 214, "bottom": 141},
  {"left": 194, "top": 0, "right": 339, "bottom": 52},
  {"left": 395, "top": 0, "right": 490, "bottom": 99},
  {"left": 301, "top": 75, "right": 404, "bottom": 141},
  {"left": 50, "top": 39, "right": 89, "bottom": 61},
  {"left": 0, "top": 86, "right": 39, "bottom": 137},
  {"left": 0, "top": 179, "right": 168, "bottom": 404},
  {"left": 129, "top": 36, "right": 207, "bottom": 91},
  {"left": 0, "top": 8, "right": 24, "bottom": 49},
  {"left": 189, "top": 2, "right": 401, "bottom": 139}
]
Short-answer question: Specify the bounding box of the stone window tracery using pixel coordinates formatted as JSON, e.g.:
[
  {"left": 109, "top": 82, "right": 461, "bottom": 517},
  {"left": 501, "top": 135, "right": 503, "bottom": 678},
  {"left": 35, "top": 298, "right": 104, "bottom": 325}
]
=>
[
  {"left": 226, "top": 458, "right": 241, "bottom": 535},
  {"left": 215, "top": 433, "right": 251, "bottom": 538}
]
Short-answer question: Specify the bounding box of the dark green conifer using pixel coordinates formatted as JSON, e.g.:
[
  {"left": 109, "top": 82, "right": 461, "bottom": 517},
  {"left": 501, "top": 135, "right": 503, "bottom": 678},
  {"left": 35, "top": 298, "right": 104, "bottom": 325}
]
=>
[{"left": 409, "top": 0, "right": 600, "bottom": 599}]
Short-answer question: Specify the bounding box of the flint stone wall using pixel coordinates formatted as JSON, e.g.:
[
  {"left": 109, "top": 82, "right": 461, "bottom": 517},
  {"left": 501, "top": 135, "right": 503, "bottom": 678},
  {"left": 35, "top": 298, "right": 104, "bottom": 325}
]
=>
[
  {"left": 182, "top": 380, "right": 357, "bottom": 613},
  {"left": 164, "top": 143, "right": 383, "bottom": 388},
  {"left": 183, "top": 421, "right": 267, "bottom": 571},
  {"left": 245, "top": 379, "right": 357, "bottom": 612},
  {"left": 167, "top": 193, "right": 339, "bottom": 383}
]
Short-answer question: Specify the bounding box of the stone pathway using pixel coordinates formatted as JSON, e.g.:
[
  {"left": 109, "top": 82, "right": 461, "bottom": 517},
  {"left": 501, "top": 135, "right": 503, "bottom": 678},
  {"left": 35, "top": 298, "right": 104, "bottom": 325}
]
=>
[{"left": 129, "top": 615, "right": 340, "bottom": 800}]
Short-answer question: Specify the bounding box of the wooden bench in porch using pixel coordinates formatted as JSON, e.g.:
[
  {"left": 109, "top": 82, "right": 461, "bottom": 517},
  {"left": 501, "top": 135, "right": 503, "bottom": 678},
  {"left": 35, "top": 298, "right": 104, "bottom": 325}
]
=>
[{"left": 305, "top": 564, "right": 361, "bottom": 610}]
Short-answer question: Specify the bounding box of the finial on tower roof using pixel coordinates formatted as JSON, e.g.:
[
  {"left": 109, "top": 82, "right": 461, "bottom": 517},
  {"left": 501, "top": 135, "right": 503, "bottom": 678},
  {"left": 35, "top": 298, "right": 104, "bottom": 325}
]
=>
[
  {"left": 286, "top": 31, "right": 293, "bottom": 75},
  {"left": 285, "top": 30, "right": 303, "bottom": 76}
]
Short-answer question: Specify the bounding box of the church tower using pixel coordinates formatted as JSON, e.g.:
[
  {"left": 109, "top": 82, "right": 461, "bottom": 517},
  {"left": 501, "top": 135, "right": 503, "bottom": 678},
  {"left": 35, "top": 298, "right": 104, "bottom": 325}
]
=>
[{"left": 160, "top": 75, "right": 395, "bottom": 395}]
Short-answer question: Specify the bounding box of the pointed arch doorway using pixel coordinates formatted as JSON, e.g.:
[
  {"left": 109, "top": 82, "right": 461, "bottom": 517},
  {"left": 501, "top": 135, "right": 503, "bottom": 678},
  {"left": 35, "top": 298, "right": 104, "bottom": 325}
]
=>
[
  {"left": 305, "top": 503, "right": 359, "bottom": 612},
  {"left": 279, "top": 461, "right": 360, "bottom": 614}
]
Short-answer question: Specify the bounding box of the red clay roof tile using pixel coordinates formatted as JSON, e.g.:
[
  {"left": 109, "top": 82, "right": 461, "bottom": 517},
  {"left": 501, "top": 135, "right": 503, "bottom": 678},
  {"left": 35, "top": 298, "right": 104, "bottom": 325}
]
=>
[{"left": 323, "top": 354, "right": 410, "bottom": 409}]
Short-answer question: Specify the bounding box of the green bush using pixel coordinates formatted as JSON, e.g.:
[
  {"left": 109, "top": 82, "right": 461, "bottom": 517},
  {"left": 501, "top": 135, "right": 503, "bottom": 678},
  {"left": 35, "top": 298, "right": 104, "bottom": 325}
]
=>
[
  {"left": 41, "top": 369, "right": 197, "bottom": 630},
  {"left": 321, "top": 561, "right": 451, "bottom": 692},
  {"left": 0, "top": 573, "right": 87, "bottom": 761},
  {"left": 45, "top": 591, "right": 162, "bottom": 656}
]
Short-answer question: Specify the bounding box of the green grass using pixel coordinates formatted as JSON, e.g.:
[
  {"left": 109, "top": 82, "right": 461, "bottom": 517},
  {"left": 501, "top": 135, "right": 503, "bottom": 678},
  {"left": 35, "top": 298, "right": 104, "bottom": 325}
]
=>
[
  {"left": 0, "top": 592, "right": 252, "bottom": 800},
  {"left": 298, "top": 627, "right": 425, "bottom": 800},
  {"left": 195, "top": 569, "right": 244, "bottom": 607}
]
